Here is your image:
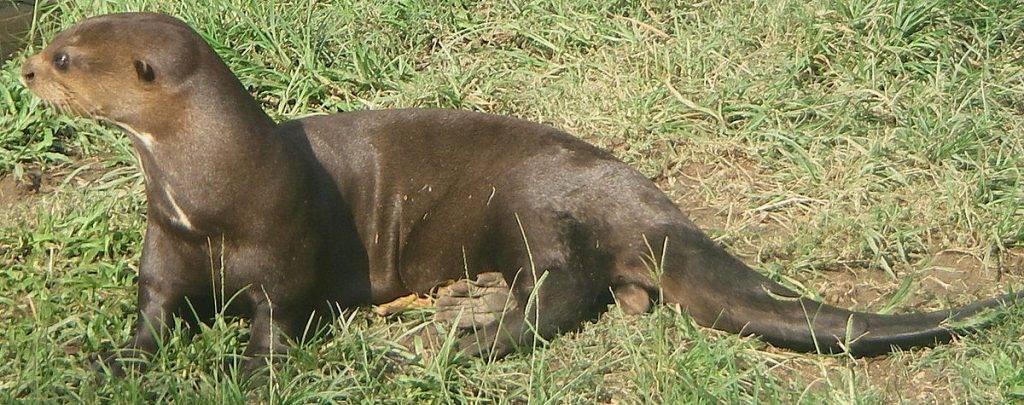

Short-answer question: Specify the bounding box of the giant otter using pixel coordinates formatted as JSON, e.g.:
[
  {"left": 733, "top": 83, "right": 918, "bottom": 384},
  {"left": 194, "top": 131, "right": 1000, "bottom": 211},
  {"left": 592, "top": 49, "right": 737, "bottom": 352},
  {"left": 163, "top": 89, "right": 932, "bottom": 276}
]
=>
[{"left": 19, "top": 12, "right": 1022, "bottom": 375}]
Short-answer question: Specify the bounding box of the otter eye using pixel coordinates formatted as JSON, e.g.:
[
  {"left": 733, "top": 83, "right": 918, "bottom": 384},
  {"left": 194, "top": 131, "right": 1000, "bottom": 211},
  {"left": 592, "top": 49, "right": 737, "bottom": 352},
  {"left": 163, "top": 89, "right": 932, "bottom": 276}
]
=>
[{"left": 53, "top": 52, "right": 70, "bottom": 71}]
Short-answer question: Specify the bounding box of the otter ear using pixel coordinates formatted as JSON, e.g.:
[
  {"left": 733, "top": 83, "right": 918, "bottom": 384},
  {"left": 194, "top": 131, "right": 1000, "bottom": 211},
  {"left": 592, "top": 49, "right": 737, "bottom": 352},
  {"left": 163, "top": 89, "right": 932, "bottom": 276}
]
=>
[{"left": 133, "top": 60, "right": 155, "bottom": 82}]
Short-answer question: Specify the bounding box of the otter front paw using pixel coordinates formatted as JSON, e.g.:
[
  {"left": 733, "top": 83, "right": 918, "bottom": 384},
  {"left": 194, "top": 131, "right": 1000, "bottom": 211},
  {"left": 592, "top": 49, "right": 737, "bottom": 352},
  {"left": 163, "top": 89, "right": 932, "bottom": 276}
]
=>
[{"left": 92, "top": 348, "right": 149, "bottom": 379}]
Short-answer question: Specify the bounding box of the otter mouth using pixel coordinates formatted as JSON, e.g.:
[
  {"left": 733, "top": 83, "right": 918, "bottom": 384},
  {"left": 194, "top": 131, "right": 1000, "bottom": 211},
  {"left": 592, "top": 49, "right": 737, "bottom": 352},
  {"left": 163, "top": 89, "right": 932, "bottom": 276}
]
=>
[{"left": 25, "top": 81, "right": 103, "bottom": 118}]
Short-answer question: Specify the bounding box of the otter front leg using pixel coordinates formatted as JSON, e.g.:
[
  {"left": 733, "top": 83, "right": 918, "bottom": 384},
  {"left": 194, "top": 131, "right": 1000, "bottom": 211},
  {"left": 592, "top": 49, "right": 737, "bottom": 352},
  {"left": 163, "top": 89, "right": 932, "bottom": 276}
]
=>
[
  {"left": 228, "top": 242, "right": 321, "bottom": 376},
  {"left": 96, "top": 224, "right": 196, "bottom": 377},
  {"left": 96, "top": 281, "right": 182, "bottom": 376},
  {"left": 234, "top": 298, "right": 305, "bottom": 375}
]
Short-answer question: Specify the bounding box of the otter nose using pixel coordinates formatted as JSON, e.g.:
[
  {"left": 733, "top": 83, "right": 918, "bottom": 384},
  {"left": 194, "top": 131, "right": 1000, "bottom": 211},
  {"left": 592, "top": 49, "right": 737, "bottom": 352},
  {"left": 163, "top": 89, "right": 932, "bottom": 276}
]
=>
[{"left": 20, "top": 57, "right": 37, "bottom": 83}]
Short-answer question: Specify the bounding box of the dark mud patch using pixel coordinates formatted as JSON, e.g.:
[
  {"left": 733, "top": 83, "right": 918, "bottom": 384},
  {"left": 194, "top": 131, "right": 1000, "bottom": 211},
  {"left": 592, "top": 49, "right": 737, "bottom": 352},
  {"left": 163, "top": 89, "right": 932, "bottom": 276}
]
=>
[
  {"left": 0, "top": 158, "right": 112, "bottom": 211},
  {"left": 0, "top": 167, "right": 45, "bottom": 209}
]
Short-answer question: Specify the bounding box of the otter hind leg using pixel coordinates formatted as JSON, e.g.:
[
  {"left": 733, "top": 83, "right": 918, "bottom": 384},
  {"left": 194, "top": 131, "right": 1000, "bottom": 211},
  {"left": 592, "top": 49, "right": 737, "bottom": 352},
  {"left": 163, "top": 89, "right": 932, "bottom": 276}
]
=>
[
  {"left": 418, "top": 259, "right": 609, "bottom": 359},
  {"left": 453, "top": 259, "right": 611, "bottom": 359},
  {"left": 411, "top": 207, "right": 616, "bottom": 359},
  {"left": 435, "top": 272, "right": 516, "bottom": 329},
  {"left": 397, "top": 273, "right": 515, "bottom": 355}
]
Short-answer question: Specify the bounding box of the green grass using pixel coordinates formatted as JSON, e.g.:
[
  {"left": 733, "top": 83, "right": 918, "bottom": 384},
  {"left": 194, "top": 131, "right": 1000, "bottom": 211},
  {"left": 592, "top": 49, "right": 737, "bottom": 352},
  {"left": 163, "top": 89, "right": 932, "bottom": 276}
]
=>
[{"left": 2, "top": 0, "right": 1024, "bottom": 402}]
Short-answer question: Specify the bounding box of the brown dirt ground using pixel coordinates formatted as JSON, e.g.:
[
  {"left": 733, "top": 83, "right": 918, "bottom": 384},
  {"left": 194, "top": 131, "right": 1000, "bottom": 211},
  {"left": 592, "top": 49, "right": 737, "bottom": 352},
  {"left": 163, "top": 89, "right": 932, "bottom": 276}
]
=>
[
  {"left": 0, "top": 157, "right": 111, "bottom": 211},
  {"left": 0, "top": 167, "right": 46, "bottom": 209}
]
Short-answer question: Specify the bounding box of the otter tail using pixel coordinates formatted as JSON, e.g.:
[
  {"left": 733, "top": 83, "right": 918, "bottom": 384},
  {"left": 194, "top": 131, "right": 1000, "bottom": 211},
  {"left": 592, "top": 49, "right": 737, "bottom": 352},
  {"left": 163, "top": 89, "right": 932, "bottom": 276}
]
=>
[{"left": 657, "top": 232, "right": 1023, "bottom": 356}]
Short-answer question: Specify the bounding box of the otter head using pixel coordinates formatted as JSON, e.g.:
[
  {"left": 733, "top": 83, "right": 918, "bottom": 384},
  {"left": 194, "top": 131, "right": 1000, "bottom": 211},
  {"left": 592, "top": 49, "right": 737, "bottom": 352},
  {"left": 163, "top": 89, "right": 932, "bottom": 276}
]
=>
[{"left": 21, "top": 13, "right": 211, "bottom": 132}]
